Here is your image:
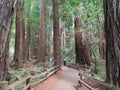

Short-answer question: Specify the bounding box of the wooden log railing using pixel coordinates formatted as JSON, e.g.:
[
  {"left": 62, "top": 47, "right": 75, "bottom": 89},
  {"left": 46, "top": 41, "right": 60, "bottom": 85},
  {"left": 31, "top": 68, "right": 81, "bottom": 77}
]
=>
[
  {"left": 78, "top": 71, "right": 120, "bottom": 90},
  {"left": 78, "top": 70, "right": 95, "bottom": 90},
  {"left": 0, "top": 65, "right": 58, "bottom": 90}
]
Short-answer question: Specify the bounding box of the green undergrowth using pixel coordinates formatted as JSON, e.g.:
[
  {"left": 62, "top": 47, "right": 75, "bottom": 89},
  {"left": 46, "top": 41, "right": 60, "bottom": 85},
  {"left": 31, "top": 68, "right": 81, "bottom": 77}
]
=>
[
  {"left": 45, "top": 60, "right": 53, "bottom": 68},
  {"left": 14, "top": 85, "right": 23, "bottom": 90},
  {"left": 67, "top": 62, "right": 106, "bottom": 82},
  {"left": 32, "top": 75, "right": 45, "bottom": 82},
  {"left": 94, "top": 66, "right": 106, "bottom": 81},
  {"left": 92, "top": 73, "right": 105, "bottom": 81},
  {"left": 9, "top": 61, "right": 54, "bottom": 90},
  {"left": 86, "top": 66, "right": 105, "bottom": 82},
  {"left": 9, "top": 66, "right": 45, "bottom": 83}
]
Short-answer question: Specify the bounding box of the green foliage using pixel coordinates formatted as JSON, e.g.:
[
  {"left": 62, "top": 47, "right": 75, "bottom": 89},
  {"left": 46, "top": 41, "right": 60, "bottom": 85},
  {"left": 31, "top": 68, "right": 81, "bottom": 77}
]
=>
[
  {"left": 29, "top": 66, "right": 45, "bottom": 75},
  {"left": 46, "top": 61, "right": 53, "bottom": 68},
  {"left": 9, "top": 69, "right": 28, "bottom": 82},
  {"left": 9, "top": 66, "right": 45, "bottom": 83},
  {"left": 59, "top": 0, "right": 104, "bottom": 70},
  {"left": 63, "top": 29, "right": 76, "bottom": 64},
  {"left": 69, "top": 0, "right": 80, "bottom": 7},
  {"left": 9, "top": 39, "right": 15, "bottom": 60},
  {"left": 14, "top": 85, "right": 23, "bottom": 90},
  {"left": 93, "top": 73, "right": 104, "bottom": 81},
  {"left": 8, "top": 0, "right": 105, "bottom": 82},
  {"left": 24, "top": 0, "right": 40, "bottom": 57},
  {"left": 9, "top": 19, "right": 15, "bottom": 60}
]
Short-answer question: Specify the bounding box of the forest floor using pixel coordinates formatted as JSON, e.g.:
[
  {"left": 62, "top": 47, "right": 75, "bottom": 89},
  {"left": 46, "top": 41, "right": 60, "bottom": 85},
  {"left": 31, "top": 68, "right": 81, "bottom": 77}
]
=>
[{"left": 31, "top": 66, "right": 107, "bottom": 90}]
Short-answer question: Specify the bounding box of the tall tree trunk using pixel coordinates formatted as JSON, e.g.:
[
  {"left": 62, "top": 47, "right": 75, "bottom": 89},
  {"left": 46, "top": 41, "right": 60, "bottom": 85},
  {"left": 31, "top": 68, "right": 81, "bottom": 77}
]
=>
[
  {"left": 46, "top": 6, "right": 52, "bottom": 61},
  {"left": 62, "top": 29, "right": 66, "bottom": 47},
  {"left": 104, "top": 0, "right": 120, "bottom": 87},
  {"left": 47, "top": 32, "right": 51, "bottom": 61},
  {"left": 22, "top": 18, "right": 25, "bottom": 60},
  {"left": 38, "top": 0, "right": 46, "bottom": 62},
  {"left": 25, "top": 3, "right": 31, "bottom": 60},
  {"left": 98, "top": 18, "right": 106, "bottom": 60},
  {"left": 53, "top": 0, "right": 61, "bottom": 69},
  {"left": 0, "top": 0, "right": 15, "bottom": 80},
  {"left": 46, "top": 4, "right": 51, "bottom": 61},
  {"left": 59, "top": 19, "right": 62, "bottom": 64},
  {"left": 13, "top": 0, "right": 24, "bottom": 69}
]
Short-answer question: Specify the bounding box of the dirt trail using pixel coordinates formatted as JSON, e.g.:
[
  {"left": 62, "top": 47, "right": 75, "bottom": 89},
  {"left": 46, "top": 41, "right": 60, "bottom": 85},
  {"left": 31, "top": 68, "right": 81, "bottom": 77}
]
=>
[{"left": 31, "top": 66, "right": 80, "bottom": 90}]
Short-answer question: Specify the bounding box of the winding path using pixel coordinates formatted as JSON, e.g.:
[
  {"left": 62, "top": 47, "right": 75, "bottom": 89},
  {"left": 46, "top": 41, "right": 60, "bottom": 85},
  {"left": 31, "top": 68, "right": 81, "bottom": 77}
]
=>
[{"left": 31, "top": 66, "right": 79, "bottom": 90}]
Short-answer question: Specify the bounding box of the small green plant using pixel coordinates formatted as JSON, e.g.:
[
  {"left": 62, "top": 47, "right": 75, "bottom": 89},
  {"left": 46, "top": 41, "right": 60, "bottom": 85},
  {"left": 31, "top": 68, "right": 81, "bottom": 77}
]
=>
[
  {"left": 45, "top": 60, "right": 53, "bottom": 68},
  {"left": 92, "top": 73, "right": 104, "bottom": 81},
  {"left": 14, "top": 85, "right": 23, "bottom": 90}
]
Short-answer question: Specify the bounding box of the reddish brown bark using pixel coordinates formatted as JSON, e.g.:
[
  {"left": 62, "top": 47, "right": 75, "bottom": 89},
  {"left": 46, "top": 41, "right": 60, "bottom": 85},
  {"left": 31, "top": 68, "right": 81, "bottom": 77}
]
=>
[
  {"left": 24, "top": 4, "right": 31, "bottom": 60},
  {"left": 75, "top": 17, "right": 91, "bottom": 66},
  {"left": 38, "top": 0, "right": 46, "bottom": 62},
  {"left": 53, "top": 0, "right": 61, "bottom": 69},
  {"left": 104, "top": 0, "right": 120, "bottom": 87},
  {"left": 59, "top": 20, "right": 62, "bottom": 64},
  {"left": 47, "top": 33, "right": 51, "bottom": 61},
  {"left": 75, "top": 30, "right": 91, "bottom": 66},
  {"left": 98, "top": 18, "right": 106, "bottom": 60},
  {"left": 0, "top": 0, "right": 15, "bottom": 80},
  {"left": 46, "top": 4, "right": 51, "bottom": 61},
  {"left": 22, "top": 18, "right": 25, "bottom": 60},
  {"left": 13, "top": 0, "right": 24, "bottom": 69}
]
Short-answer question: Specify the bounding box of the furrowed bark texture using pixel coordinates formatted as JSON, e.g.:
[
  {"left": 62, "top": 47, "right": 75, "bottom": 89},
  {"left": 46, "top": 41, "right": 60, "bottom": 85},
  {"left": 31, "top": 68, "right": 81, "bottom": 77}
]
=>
[
  {"left": 14, "top": 0, "right": 24, "bottom": 69},
  {"left": 0, "top": 0, "right": 15, "bottom": 80},
  {"left": 38, "top": 0, "right": 46, "bottom": 62},
  {"left": 104, "top": 0, "right": 120, "bottom": 87},
  {"left": 75, "top": 17, "right": 91, "bottom": 66},
  {"left": 53, "top": 0, "right": 61, "bottom": 69}
]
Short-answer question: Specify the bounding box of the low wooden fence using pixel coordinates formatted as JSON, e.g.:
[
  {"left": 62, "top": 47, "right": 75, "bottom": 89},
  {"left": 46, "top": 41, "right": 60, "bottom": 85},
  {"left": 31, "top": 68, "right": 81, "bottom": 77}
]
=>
[
  {"left": 0, "top": 65, "right": 58, "bottom": 90},
  {"left": 78, "top": 65, "right": 120, "bottom": 90}
]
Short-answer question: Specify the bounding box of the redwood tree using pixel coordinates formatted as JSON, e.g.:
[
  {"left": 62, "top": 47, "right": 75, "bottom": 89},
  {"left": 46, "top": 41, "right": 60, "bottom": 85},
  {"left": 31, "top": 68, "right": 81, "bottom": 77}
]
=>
[
  {"left": 53, "top": 0, "right": 61, "bottom": 69},
  {"left": 46, "top": 6, "right": 52, "bottom": 61},
  {"left": 0, "top": 0, "right": 15, "bottom": 80},
  {"left": 13, "top": 0, "right": 24, "bottom": 69},
  {"left": 98, "top": 18, "right": 106, "bottom": 60},
  {"left": 104, "top": 0, "right": 120, "bottom": 87},
  {"left": 24, "top": 3, "right": 31, "bottom": 60},
  {"left": 75, "top": 17, "right": 91, "bottom": 66},
  {"left": 38, "top": 0, "right": 46, "bottom": 62}
]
